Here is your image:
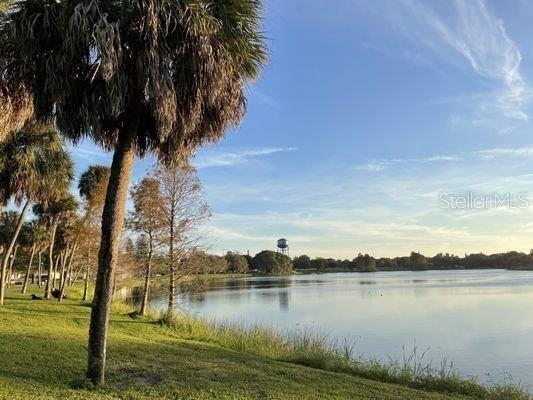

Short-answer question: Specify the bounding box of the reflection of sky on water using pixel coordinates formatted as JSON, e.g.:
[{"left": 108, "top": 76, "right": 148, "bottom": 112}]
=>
[{"left": 127, "top": 270, "right": 533, "bottom": 387}]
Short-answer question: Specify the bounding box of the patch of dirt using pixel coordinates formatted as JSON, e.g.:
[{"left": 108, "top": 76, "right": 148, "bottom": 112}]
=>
[{"left": 115, "top": 368, "right": 163, "bottom": 389}]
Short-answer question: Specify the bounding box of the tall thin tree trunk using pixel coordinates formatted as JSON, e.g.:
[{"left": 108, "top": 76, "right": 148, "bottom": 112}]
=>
[
  {"left": 61, "top": 247, "right": 68, "bottom": 286},
  {"left": 83, "top": 247, "right": 91, "bottom": 301},
  {"left": 87, "top": 125, "right": 136, "bottom": 385},
  {"left": 22, "top": 244, "right": 36, "bottom": 294},
  {"left": 72, "top": 266, "right": 82, "bottom": 285},
  {"left": 6, "top": 245, "right": 18, "bottom": 288},
  {"left": 67, "top": 242, "right": 77, "bottom": 286},
  {"left": 140, "top": 240, "right": 153, "bottom": 316},
  {"left": 0, "top": 200, "right": 29, "bottom": 305},
  {"left": 52, "top": 253, "right": 60, "bottom": 290},
  {"left": 57, "top": 249, "right": 67, "bottom": 300},
  {"left": 37, "top": 251, "right": 42, "bottom": 287},
  {"left": 112, "top": 273, "right": 116, "bottom": 296},
  {"left": 58, "top": 243, "right": 76, "bottom": 302},
  {"left": 168, "top": 206, "right": 175, "bottom": 316},
  {"left": 58, "top": 249, "right": 66, "bottom": 290},
  {"left": 45, "top": 219, "right": 58, "bottom": 299}
]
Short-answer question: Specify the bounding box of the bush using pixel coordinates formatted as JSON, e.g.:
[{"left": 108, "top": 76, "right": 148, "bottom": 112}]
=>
[
  {"left": 224, "top": 252, "right": 249, "bottom": 273},
  {"left": 252, "top": 250, "right": 293, "bottom": 275}
]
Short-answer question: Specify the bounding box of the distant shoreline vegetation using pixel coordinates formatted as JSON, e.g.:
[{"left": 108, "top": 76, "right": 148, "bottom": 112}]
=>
[
  {"left": 291, "top": 251, "right": 533, "bottom": 273},
  {"left": 179, "top": 249, "right": 533, "bottom": 277}
]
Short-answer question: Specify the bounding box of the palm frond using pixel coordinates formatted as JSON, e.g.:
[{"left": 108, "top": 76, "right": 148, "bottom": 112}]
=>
[
  {"left": 0, "top": 0, "right": 10, "bottom": 14},
  {"left": 0, "top": 0, "right": 268, "bottom": 161},
  {"left": 0, "top": 120, "right": 74, "bottom": 206}
]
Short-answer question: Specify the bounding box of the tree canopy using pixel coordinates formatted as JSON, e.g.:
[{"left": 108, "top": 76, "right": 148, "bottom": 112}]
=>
[
  {"left": 225, "top": 252, "right": 249, "bottom": 273},
  {"left": 0, "top": 0, "right": 267, "bottom": 162},
  {"left": 78, "top": 166, "right": 110, "bottom": 204},
  {"left": 0, "top": 121, "right": 73, "bottom": 206},
  {"left": 253, "top": 250, "right": 293, "bottom": 275},
  {"left": 0, "top": 0, "right": 267, "bottom": 385}
]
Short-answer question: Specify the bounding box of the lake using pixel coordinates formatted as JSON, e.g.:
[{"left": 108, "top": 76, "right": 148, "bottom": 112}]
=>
[{"left": 130, "top": 269, "right": 533, "bottom": 388}]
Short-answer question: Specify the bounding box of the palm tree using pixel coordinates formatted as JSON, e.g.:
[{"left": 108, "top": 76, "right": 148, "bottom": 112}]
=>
[
  {"left": 0, "top": 0, "right": 9, "bottom": 15},
  {"left": 33, "top": 195, "right": 78, "bottom": 300},
  {"left": 0, "top": 0, "right": 32, "bottom": 141},
  {"left": 20, "top": 220, "right": 47, "bottom": 294},
  {"left": 56, "top": 213, "right": 82, "bottom": 302},
  {"left": 0, "top": 0, "right": 267, "bottom": 384},
  {"left": 79, "top": 166, "right": 111, "bottom": 204},
  {"left": 0, "top": 211, "right": 18, "bottom": 291},
  {"left": 0, "top": 121, "right": 74, "bottom": 305},
  {"left": 0, "top": 212, "right": 18, "bottom": 251},
  {"left": 79, "top": 165, "right": 110, "bottom": 302}
]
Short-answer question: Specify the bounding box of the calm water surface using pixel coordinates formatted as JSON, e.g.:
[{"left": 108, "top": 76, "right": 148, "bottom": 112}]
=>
[{"left": 140, "top": 270, "right": 533, "bottom": 387}]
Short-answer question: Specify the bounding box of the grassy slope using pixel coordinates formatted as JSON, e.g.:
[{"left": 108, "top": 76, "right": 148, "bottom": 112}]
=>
[{"left": 0, "top": 285, "right": 469, "bottom": 400}]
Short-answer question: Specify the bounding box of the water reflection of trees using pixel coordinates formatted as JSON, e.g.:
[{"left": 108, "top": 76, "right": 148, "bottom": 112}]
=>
[
  {"left": 114, "top": 286, "right": 144, "bottom": 307},
  {"left": 122, "top": 276, "right": 298, "bottom": 311},
  {"left": 181, "top": 277, "right": 296, "bottom": 293},
  {"left": 278, "top": 291, "right": 289, "bottom": 311}
]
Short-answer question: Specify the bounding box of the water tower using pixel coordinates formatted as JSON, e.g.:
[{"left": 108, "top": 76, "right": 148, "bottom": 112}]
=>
[{"left": 277, "top": 238, "right": 289, "bottom": 256}]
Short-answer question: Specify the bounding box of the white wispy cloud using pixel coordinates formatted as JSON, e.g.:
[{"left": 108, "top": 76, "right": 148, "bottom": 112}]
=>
[
  {"left": 70, "top": 144, "right": 112, "bottom": 161},
  {"left": 384, "top": 0, "right": 528, "bottom": 124},
  {"left": 355, "top": 145, "right": 533, "bottom": 172},
  {"left": 194, "top": 147, "right": 296, "bottom": 169},
  {"left": 249, "top": 88, "right": 278, "bottom": 108},
  {"left": 475, "top": 147, "right": 533, "bottom": 159},
  {"left": 354, "top": 154, "right": 459, "bottom": 172},
  {"left": 354, "top": 162, "right": 390, "bottom": 172}
]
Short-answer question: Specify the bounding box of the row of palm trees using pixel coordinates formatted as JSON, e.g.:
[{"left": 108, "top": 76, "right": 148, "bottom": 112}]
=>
[
  {"left": 0, "top": 122, "right": 74, "bottom": 304},
  {"left": 0, "top": 203, "right": 81, "bottom": 296},
  {"left": 1, "top": 211, "right": 47, "bottom": 293},
  {"left": 0, "top": 122, "right": 110, "bottom": 305},
  {"left": 0, "top": 0, "right": 267, "bottom": 386}
]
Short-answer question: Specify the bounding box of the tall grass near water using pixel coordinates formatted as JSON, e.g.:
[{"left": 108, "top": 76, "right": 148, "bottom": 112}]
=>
[{"left": 152, "top": 311, "right": 529, "bottom": 400}]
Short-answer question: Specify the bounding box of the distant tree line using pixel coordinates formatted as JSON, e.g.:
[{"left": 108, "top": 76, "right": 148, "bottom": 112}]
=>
[
  {"left": 292, "top": 250, "right": 533, "bottom": 272},
  {"left": 179, "top": 250, "right": 293, "bottom": 276}
]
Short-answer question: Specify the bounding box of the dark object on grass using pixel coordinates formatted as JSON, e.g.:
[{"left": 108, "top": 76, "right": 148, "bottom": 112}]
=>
[
  {"left": 31, "top": 294, "right": 42, "bottom": 300},
  {"left": 51, "top": 289, "right": 66, "bottom": 300}
]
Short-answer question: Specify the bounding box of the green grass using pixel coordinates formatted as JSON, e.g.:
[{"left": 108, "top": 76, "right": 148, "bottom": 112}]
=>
[
  {"left": 0, "top": 284, "right": 528, "bottom": 400},
  {"left": 156, "top": 313, "right": 528, "bottom": 400}
]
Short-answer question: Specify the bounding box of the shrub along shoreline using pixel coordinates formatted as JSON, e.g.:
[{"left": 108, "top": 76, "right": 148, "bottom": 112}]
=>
[{"left": 154, "top": 312, "right": 528, "bottom": 400}]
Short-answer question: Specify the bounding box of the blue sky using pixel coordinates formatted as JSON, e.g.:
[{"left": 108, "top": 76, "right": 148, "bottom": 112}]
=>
[{"left": 71, "top": 0, "right": 533, "bottom": 258}]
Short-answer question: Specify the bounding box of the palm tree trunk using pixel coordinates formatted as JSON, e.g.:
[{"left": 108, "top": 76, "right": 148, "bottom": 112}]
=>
[
  {"left": 6, "top": 244, "right": 18, "bottom": 288},
  {"left": 59, "top": 243, "right": 76, "bottom": 302},
  {"left": 57, "top": 250, "right": 66, "bottom": 301},
  {"left": 83, "top": 247, "right": 91, "bottom": 301},
  {"left": 44, "top": 219, "right": 58, "bottom": 299},
  {"left": 21, "top": 244, "right": 36, "bottom": 293},
  {"left": 67, "top": 242, "right": 77, "bottom": 286},
  {"left": 37, "top": 251, "right": 42, "bottom": 287},
  {"left": 59, "top": 246, "right": 66, "bottom": 290},
  {"left": 87, "top": 125, "right": 136, "bottom": 385},
  {"left": 140, "top": 240, "right": 153, "bottom": 316},
  {"left": 58, "top": 250, "right": 65, "bottom": 290},
  {"left": 52, "top": 253, "right": 60, "bottom": 290},
  {"left": 0, "top": 200, "right": 29, "bottom": 305},
  {"left": 72, "top": 265, "right": 82, "bottom": 285}
]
